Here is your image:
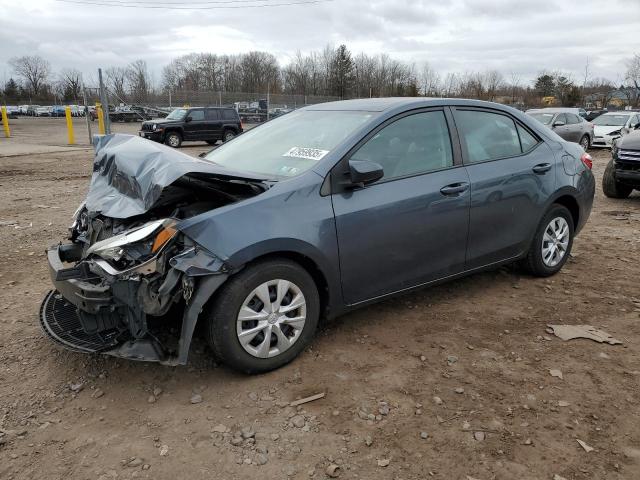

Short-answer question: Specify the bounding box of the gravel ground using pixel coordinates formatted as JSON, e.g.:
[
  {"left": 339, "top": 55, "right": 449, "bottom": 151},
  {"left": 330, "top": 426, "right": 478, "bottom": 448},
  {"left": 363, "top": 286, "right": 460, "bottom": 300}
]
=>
[{"left": 0, "top": 121, "right": 639, "bottom": 480}]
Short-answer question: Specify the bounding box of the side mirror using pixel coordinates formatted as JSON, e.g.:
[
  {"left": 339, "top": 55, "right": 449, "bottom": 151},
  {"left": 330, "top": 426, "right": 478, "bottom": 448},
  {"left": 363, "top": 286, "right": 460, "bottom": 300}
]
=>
[
  {"left": 552, "top": 121, "right": 565, "bottom": 127},
  {"left": 185, "top": 116, "right": 192, "bottom": 123},
  {"left": 348, "top": 159, "right": 384, "bottom": 187}
]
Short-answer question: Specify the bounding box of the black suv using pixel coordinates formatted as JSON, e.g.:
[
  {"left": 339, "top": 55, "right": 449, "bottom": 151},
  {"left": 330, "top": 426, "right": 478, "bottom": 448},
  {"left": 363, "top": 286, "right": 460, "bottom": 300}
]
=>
[
  {"left": 139, "top": 107, "right": 243, "bottom": 148},
  {"left": 603, "top": 128, "right": 640, "bottom": 198}
]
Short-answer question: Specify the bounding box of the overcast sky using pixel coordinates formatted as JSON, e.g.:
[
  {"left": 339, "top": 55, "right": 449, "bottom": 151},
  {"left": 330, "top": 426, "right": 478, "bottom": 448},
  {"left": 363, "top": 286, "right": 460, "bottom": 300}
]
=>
[{"left": 0, "top": 0, "right": 637, "bottom": 87}]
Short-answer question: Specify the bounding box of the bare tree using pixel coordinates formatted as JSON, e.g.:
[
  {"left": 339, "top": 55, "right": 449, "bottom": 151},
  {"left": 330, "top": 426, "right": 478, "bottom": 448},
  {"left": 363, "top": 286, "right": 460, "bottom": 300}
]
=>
[
  {"left": 624, "top": 53, "right": 640, "bottom": 107},
  {"left": 59, "top": 68, "right": 82, "bottom": 102},
  {"left": 509, "top": 71, "right": 522, "bottom": 104},
  {"left": 419, "top": 62, "right": 440, "bottom": 97},
  {"left": 9, "top": 55, "right": 51, "bottom": 96},
  {"left": 105, "top": 67, "right": 128, "bottom": 100},
  {"left": 126, "top": 60, "right": 151, "bottom": 102},
  {"left": 484, "top": 70, "right": 504, "bottom": 101}
]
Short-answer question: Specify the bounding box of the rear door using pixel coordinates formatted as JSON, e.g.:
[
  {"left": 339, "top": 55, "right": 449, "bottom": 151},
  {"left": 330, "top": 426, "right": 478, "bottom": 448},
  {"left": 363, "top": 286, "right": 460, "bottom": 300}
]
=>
[
  {"left": 205, "top": 108, "right": 223, "bottom": 139},
  {"left": 452, "top": 108, "right": 557, "bottom": 268},
  {"left": 552, "top": 113, "right": 571, "bottom": 142},
  {"left": 184, "top": 109, "right": 206, "bottom": 140},
  {"left": 564, "top": 113, "right": 583, "bottom": 142},
  {"left": 332, "top": 108, "right": 470, "bottom": 304}
]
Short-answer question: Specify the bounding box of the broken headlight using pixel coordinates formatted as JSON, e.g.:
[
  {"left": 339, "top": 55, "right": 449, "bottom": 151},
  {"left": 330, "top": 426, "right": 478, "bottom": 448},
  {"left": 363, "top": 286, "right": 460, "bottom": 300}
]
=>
[{"left": 87, "top": 219, "right": 178, "bottom": 265}]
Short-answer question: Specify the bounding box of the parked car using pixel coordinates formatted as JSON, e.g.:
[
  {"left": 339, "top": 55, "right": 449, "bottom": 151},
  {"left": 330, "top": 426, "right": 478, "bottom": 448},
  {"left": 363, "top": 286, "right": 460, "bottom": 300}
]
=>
[
  {"left": 585, "top": 108, "right": 607, "bottom": 121},
  {"left": 26, "top": 105, "right": 40, "bottom": 116},
  {"left": 50, "top": 106, "right": 67, "bottom": 117},
  {"left": 40, "top": 98, "right": 595, "bottom": 373},
  {"left": 591, "top": 111, "right": 640, "bottom": 148},
  {"left": 139, "top": 107, "right": 243, "bottom": 148},
  {"left": 526, "top": 108, "right": 594, "bottom": 149},
  {"left": 35, "top": 106, "right": 50, "bottom": 117},
  {"left": 602, "top": 128, "right": 640, "bottom": 198},
  {"left": 2, "top": 106, "right": 19, "bottom": 119}
]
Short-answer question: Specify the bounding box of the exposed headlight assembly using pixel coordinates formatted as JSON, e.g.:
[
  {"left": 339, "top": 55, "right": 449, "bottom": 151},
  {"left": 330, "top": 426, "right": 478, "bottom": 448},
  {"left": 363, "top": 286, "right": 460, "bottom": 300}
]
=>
[
  {"left": 607, "top": 129, "right": 621, "bottom": 137},
  {"left": 87, "top": 219, "right": 178, "bottom": 263}
]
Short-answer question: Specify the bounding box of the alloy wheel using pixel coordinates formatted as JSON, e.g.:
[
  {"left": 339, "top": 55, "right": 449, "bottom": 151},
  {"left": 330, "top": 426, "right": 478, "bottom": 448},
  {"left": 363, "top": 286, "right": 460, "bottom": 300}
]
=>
[
  {"left": 236, "top": 279, "right": 307, "bottom": 359},
  {"left": 168, "top": 134, "right": 180, "bottom": 147},
  {"left": 541, "top": 217, "right": 569, "bottom": 267},
  {"left": 580, "top": 136, "right": 589, "bottom": 150}
]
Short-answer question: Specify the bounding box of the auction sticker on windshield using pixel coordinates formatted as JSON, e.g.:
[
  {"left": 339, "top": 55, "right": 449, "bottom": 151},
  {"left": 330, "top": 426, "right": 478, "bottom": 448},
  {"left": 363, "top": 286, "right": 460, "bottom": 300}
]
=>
[{"left": 283, "top": 147, "right": 329, "bottom": 161}]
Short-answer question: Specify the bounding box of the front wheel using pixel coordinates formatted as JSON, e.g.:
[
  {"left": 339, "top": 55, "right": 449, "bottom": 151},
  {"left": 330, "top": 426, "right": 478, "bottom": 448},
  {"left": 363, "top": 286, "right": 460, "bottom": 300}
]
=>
[
  {"left": 602, "top": 159, "right": 632, "bottom": 198},
  {"left": 164, "top": 131, "right": 182, "bottom": 148},
  {"left": 522, "top": 204, "right": 574, "bottom": 277},
  {"left": 205, "top": 258, "right": 320, "bottom": 374}
]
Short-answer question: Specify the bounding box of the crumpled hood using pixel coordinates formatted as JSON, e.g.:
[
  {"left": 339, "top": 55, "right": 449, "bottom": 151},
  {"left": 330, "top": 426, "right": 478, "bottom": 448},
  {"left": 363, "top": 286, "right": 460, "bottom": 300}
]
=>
[
  {"left": 86, "top": 134, "right": 267, "bottom": 219},
  {"left": 594, "top": 125, "right": 623, "bottom": 136}
]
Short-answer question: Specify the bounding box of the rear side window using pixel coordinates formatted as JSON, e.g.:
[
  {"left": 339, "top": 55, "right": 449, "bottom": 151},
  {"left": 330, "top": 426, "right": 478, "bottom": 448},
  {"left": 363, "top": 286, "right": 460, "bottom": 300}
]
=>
[
  {"left": 205, "top": 109, "right": 220, "bottom": 120},
  {"left": 351, "top": 110, "right": 453, "bottom": 181},
  {"left": 222, "top": 109, "right": 238, "bottom": 120},
  {"left": 189, "top": 109, "right": 205, "bottom": 121},
  {"left": 565, "top": 113, "right": 581, "bottom": 124},
  {"left": 455, "top": 110, "right": 522, "bottom": 163}
]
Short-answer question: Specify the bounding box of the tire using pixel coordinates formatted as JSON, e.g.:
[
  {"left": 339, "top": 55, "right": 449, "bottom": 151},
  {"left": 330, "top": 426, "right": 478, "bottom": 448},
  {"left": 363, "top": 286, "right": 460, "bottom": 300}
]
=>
[
  {"left": 579, "top": 135, "right": 590, "bottom": 150},
  {"left": 522, "top": 204, "right": 574, "bottom": 277},
  {"left": 223, "top": 129, "right": 236, "bottom": 142},
  {"left": 602, "top": 159, "right": 632, "bottom": 198},
  {"left": 204, "top": 258, "right": 320, "bottom": 374},
  {"left": 164, "top": 131, "right": 182, "bottom": 148}
]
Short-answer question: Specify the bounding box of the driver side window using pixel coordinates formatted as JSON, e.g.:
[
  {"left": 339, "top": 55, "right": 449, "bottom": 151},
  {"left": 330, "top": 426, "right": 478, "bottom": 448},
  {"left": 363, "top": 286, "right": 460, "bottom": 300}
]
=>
[{"left": 350, "top": 111, "right": 453, "bottom": 182}]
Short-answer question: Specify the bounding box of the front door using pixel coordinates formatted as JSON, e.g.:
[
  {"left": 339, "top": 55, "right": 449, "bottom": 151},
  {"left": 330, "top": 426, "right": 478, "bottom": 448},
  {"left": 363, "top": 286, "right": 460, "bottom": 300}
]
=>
[
  {"left": 184, "top": 109, "right": 206, "bottom": 140},
  {"left": 452, "top": 107, "right": 558, "bottom": 268},
  {"left": 332, "top": 109, "right": 470, "bottom": 304}
]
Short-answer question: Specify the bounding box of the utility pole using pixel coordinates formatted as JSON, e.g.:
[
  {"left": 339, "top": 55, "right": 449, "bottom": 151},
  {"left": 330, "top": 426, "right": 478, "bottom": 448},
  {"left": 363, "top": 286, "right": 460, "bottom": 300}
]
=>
[
  {"left": 82, "top": 85, "right": 92, "bottom": 144},
  {"left": 98, "top": 68, "right": 111, "bottom": 134}
]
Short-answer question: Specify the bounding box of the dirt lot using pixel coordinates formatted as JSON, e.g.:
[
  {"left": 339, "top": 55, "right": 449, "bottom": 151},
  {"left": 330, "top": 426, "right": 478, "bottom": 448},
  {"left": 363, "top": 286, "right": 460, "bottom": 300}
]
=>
[{"left": 1, "top": 120, "right": 639, "bottom": 480}]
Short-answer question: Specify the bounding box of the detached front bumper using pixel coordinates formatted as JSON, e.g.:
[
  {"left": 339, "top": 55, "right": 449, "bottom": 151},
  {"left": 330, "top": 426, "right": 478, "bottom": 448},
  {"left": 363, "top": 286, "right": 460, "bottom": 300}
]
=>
[{"left": 40, "top": 242, "right": 228, "bottom": 365}]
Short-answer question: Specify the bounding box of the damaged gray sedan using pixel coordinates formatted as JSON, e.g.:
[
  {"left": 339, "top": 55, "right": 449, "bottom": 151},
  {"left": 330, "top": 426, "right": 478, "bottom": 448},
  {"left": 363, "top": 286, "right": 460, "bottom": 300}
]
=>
[{"left": 41, "top": 98, "right": 594, "bottom": 373}]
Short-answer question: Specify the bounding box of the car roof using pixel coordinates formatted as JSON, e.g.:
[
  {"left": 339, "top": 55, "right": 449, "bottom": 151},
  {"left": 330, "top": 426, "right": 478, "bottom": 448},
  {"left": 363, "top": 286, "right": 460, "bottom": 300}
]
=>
[
  {"left": 600, "top": 111, "right": 633, "bottom": 115},
  {"left": 526, "top": 108, "right": 581, "bottom": 113},
  {"left": 304, "top": 97, "right": 517, "bottom": 112}
]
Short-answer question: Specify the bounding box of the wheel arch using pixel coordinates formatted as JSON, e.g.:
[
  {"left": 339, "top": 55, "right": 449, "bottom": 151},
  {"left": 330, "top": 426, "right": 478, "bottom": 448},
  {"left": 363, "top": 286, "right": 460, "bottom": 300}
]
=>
[{"left": 551, "top": 193, "right": 580, "bottom": 230}]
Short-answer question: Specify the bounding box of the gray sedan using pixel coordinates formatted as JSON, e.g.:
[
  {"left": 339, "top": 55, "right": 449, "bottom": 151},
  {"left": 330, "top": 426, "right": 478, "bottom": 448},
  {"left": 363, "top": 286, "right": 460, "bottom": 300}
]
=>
[
  {"left": 41, "top": 98, "right": 595, "bottom": 373},
  {"left": 526, "top": 108, "right": 594, "bottom": 150}
]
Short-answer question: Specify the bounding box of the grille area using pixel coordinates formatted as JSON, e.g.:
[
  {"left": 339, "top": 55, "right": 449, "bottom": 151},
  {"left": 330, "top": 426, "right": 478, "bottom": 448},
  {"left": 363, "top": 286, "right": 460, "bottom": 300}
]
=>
[
  {"left": 39, "top": 290, "right": 121, "bottom": 353},
  {"left": 618, "top": 149, "right": 640, "bottom": 162}
]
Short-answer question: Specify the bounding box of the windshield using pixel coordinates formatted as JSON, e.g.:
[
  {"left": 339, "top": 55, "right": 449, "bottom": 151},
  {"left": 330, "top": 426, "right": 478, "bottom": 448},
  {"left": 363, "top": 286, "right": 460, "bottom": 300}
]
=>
[
  {"left": 204, "top": 109, "right": 374, "bottom": 177},
  {"left": 166, "top": 108, "right": 187, "bottom": 120},
  {"left": 528, "top": 112, "right": 554, "bottom": 125},
  {"left": 592, "top": 114, "right": 629, "bottom": 126}
]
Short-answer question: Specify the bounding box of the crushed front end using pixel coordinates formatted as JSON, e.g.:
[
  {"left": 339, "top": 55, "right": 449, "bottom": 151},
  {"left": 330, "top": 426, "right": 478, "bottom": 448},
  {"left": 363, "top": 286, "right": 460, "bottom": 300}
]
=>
[{"left": 39, "top": 134, "right": 269, "bottom": 364}]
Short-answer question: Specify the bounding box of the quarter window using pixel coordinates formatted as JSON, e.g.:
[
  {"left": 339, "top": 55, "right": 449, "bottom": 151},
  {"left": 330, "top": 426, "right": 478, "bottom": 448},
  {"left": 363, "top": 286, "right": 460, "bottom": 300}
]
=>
[
  {"left": 517, "top": 124, "right": 539, "bottom": 153},
  {"left": 350, "top": 111, "right": 453, "bottom": 181},
  {"left": 455, "top": 110, "right": 522, "bottom": 163}
]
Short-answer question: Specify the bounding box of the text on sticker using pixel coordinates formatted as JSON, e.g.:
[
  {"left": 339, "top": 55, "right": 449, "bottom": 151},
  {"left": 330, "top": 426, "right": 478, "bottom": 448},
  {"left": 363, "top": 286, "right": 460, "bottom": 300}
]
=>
[{"left": 283, "top": 147, "right": 330, "bottom": 161}]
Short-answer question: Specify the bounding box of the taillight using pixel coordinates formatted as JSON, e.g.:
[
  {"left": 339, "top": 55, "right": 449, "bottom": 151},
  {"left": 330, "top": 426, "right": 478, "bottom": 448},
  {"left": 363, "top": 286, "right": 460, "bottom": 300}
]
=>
[{"left": 581, "top": 152, "right": 593, "bottom": 169}]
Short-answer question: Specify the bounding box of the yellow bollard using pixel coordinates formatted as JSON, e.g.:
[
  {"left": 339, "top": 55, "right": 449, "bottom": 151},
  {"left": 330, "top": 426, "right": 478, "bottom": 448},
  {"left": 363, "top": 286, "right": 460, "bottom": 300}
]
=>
[
  {"left": 96, "top": 106, "right": 105, "bottom": 135},
  {"left": 1, "top": 107, "right": 10, "bottom": 138},
  {"left": 64, "top": 106, "right": 75, "bottom": 145}
]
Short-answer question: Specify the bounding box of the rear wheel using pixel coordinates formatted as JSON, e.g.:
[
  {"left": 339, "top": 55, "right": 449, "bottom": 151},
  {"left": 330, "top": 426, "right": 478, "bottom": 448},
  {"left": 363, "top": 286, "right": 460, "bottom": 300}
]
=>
[
  {"left": 602, "top": 159, "right": 632, "bottom": 198},
  {"left": 522, "top": 204, "right": 574, "bottom": 277},
  {"left": 164, "top": 131, "right": 182, "bottom": 148},
  {"left": 205, "top": 258, "right": 320, "bottom": 374},
  {"left": 223, "top": 129, "right": 236, "bottom": 142},
  {"left": 579, "top": 135, "right": 590, "bottom": 150}
]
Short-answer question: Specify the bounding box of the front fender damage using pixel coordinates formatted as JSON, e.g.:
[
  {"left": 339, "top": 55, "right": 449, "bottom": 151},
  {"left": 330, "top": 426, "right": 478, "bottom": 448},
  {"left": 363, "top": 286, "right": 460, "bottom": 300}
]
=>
[
  {"left": 103, "top": 243, "right": 230, "bottom": 365},
  {"left": 42, "top": 237, "right": 230, "bottom": 365}
]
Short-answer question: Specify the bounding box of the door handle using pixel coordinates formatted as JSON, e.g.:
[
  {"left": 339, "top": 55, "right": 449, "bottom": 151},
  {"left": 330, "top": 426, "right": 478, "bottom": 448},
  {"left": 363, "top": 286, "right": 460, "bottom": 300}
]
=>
[
  {"left": 532, "top": 163, "right": 552, "bottom": 174},
  {"left": 440, "top": 182, "right": 469, "bottom": 196}
]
